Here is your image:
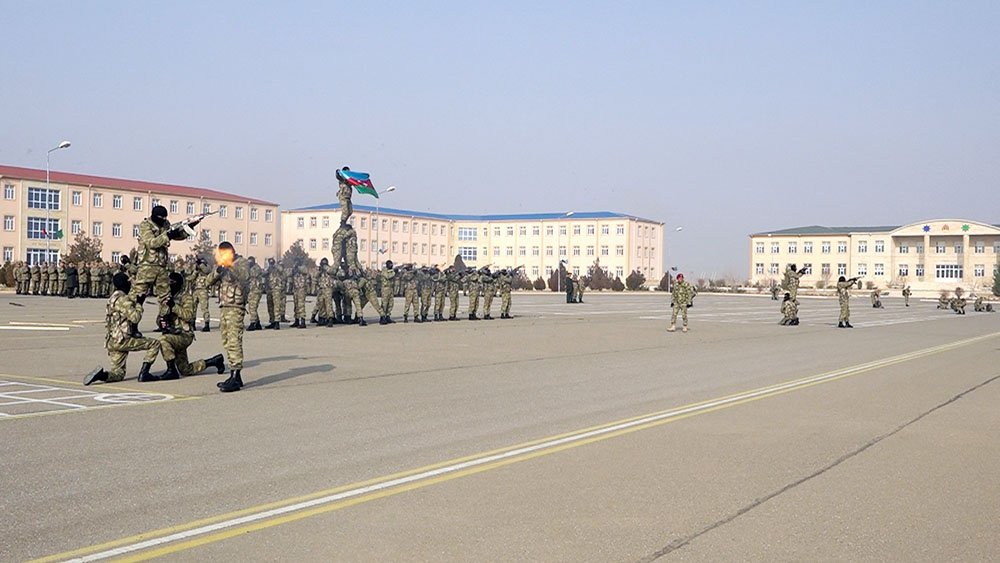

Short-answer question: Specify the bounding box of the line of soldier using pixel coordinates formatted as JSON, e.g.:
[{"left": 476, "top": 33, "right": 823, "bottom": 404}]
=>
[{"left": 7, "top": 260, "right": 129, "bottom": 298}]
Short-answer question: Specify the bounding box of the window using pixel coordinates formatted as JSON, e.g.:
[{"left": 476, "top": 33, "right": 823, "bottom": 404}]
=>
[
  {"left": 545, "top": 226, "right": 553, "bottom": 236},
  {"left": 587, "top": 225, "right": 595, "bottom": 235},
  {"left": 264, "top": 209, "right": 273, "bottom": 222},
  {"left": 600, "top": 245, "right": 609, "bottom": 256},
  {"left": 92, "top": 222, "right": 103, "bottom": 237},
  {"left": 111, "top": 195, "right": 122, "bottom": 209},
  {"left": 518, "top": 246, "right": 526, "bottom": 256},
  {"left": 219, "top": 231, "right": 228, "bottom": 243},
  {"left": 492, "top": 227, "right": 500, "bottom": 237},
  {"left": 457, "top": 227, "right": 477, "bottom": 241},
  {"left": 250, "top": 233, "right": 258, "bottom": 246},
  {"left": 402, "top": 222, "right": 409, "bottom": 233},
  {"left": 71, "top": 220, "right": 81, "bottom": 235},
  {"left": 402, "top": 243, "right": 408, "bottom": 253},
  {"left": 532, "top": 226, "right": 540, "bottom": 236},
  {"left": 531, "top": 266, "right": 539, "bottom": 278},
  {"left": 788, "top": 242, "right": 797, "bottom": 254},
  {"left": 422, "top": 224, "right": 428, "bottom": 235},
  {"left": 559, "top": 226, "right": 567, "bottom": 236},
  {"left": 573, "top": 267, "right": 580, "bottom": 276},
  {"left": 874, "top": 263, "right": 884, "bottom": 276},
  {"left": 899, "top": 243, "right": 909, "bottom": 253},
  {"left": 167, "top": 200, "right": 177, "bottom": 214},
  {"left": 601, "top": 225, "right": 610, "bottom": 235},
  {"left": 935, "top": 242, "right": 945, "bottom": 253},
  {"left": 309, "top": 216, "right": 317, "bottom": 228},
  {"left": 26, "top": 248, "right": 60, "bottom": 265},
  {"left": 360, "top": 218, "right": 367, "bottom": 229},
  {"left": 439, "top": 245, "right": 446, "bottom": 255},
  {"left": 803, "top": 242, "right": 813, "bottom": 253},
  {"left": 430, "top": 244, "right": 437, "bottom": 255},
  {"left": 3, "top": 215, "right": 14, "bottom": 231},
  {"left": 233, "top": 206, "right": 242, "bottom": 220},
  {"left": 858, "top": 241, "right": 867, "bottom": 253},
  {"left": 935, "top": 264, "right": 963, "bottom": 279},
  {"left": 954, "top": 243, "right": 963, "bottom": 254},
  {"left": 615, "top": 266, "right": 624, "bottom": 278},
  {"left": 390, "top": 220, "right": 398, "bottom": 233},
  {"left": 309, "top": 239, "right": 317, "bottom": 250},
  {"left": 506, "top": 226, "right": 514, "bottom": 236},
  {"left": 616, "top": 224, "right": 625, "bottom": 235},
  {"left": 857, "top": 263, "right": 867, "bottom": 276},
  {"left": 381, "top": 219, "right": 388, "bottom": 231},
  {"left": 915, "top": 264, "right": 924, "bottom": 277},
  {"left": 974, "top": 264, "right": 985, "bottom": 277},
  {"left": 973, "top": 241, "right": 984, "bottom": 253},
  {"left": 837, "top": 263, "right": 847, "bottom": 276},
  {"left": 93, "top": 193, "right": 103, "bottom": 207},
  {"left": 573, "top": 225, "right": 581, "bottom": 235},
  {"left": 616, "top": 245, "right": 624, "bottom": 256},
  {"left": 72, "top": 191, "right": 82, "bottom": 206},
  {"left": 821, "top": 263, "right": 830, "bottom": 275},
  {"left": 250, "top": 207, "right": 259, "bottom": 221},
  {"left": 322, "top": 238, "right": 329, "bottom": 250},
  {"left": 458, "top": 246, "right": 477, "bottom": 262},
  {"left": 27, "top": 187, "right": 60, "bottom": 210},
  {"left": 916, "top": 243, "right": 924, "bottom": 254},
  {"left": 837, "top": 242, "right": 847, "bottom": 253},
  {"left": 755, "top": 263, "right": 764, "bottom": 275},
  {"left": 493, "top": 247, "right": 501, "bottom": 257},
  {"left": 132, "top": 225, "right": 140, "bottom": 238},
  {"left": 874, "top": 240, "right": 884, "bottom": 253},
  {"left": 755, "top": 242, "right": 764, "bottom": 254},
  {"left": 297, "top": 217, "right": 305, "bottom": 228},
  {"left": 545, "top": 266, "right": 553, "bottom": 276},
  {"left": 322, "top": 216, "right": 330, "bottom": 229},
  {"left": 112, "top": 223, "right": 122, "bottom": 238},
  {"left": 558, "top": 245, "right": 566, "bottom": 256},
  {"left": 586, "top": 246, "right": 595, "bottom": 256},
  {"left": 151, "top": 198, "right": 161, "bottom": 208},
  {"left": 572, "top": 246, "right": 580, "bottom": 256},
  {"left": 821, "top": 242, "right": 831, "bottom": 254},
  {"left": 264, "top": 233, "right": 272, "bottom": 246},
  {"left": 201, "top": 203, "right": 211, "bottom": 214},
  {"left": 532, "top": 246, "right": 540, "bottom": 256},
  {"left": 3, "top": 247, "right": 11, "bottom": 262},
  {"left": 111, "top": 252, "right": 121, "bottom": 263},
  {"left": 3, "top": 184, "right": 14, "bottom": 200},
  {"left": 235, "top": 232, "right": 243, "bottom": 244},
  {"left": 769, "top": 263, "right": 779, "bottom": 274},
  {"left": 26, "top": 217, "right": 59, "bottom": 239},
  {"left": 771, "top": 243, "right": 780, "bottom": 254},
  {"left": 421, "top": 243, "right": 427, "bottom": 254},
  {"left": 392, "top": 242, "right": 398, "bottom": 253},
  {"left": 187, "top": 202, "right": 196, "bottom": 215},
  {"left": 898, "top": 264, "right": 908, "bottom": 277}
]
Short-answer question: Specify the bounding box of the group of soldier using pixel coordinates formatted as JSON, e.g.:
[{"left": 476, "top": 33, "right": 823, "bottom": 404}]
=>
[
  {"left": 935, "top": 287, "right": 994, "bottom": 314},
  {"left": 8, "top": 260, "right": 126, "bottom": 298}
]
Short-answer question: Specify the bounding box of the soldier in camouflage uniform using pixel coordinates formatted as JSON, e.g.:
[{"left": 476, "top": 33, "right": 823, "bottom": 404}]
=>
[
  {"left": 330, "top": 223, "right": 363, "bottom": 275},
  {"left": 132, "top": 205, "right": 192, "bottom": 325},
  {"left": 205, "top": 242, "right": 252, "bottom": 392},
  {"left": 193, "top": 258, "right": 213, "bottom": 332},
  {"left": 417, "top": 267, "right": 433, "bottom": 322},
  {"left": 57, "top": 264, "right": 68, "bottom": 296},
  {"left": 244, "top": 257, "right": 264, "bottom": 330},
  {"left": 498, "top": 268, "right": 514, "bottom": 319},
  {"left": 90, "top": 262, "right": 103, "bottom": 297},
  {"left": 779, "top": 293, "right": 799, "bottom": 326},
  {"left": 380, "top": 261, "right": 397, "bottom": 324},
  {"left": 401, "top": 266, "right": 419, "bottom": 323},
  {"left": 902, "top": 286, "right": 911, "bottom": 307},
  {"left": 78, "top": 262, "right": 90, "bottom": 298},
  {"left": 84, "top": 273, "right": 162, "bottom": 385},
  {"left": 312, "top": 258, "right": 334, "bottom": 326},
  {"left": 264, "top": 257, "right": 286, "bottom": 329},
  {"left": 30, "top": 263, "right": 41, "bottom": 295},
  {"left": 157, "top": 272, "right": 226, "bottom": 380},
  {"left": 782, "top": 264, "right": 806, "bottom": 302},
  {"left": 836, "top": 276, "right": 860, "bottom": 328},
  {"left": 17, "top": 262, "right": 30, "bottom": 294},
  {"left": 336, "top": 168, "right": 354, "bottom": 224},
  {"left": 341, "top": 268, "right": 378, "bottom": 326},
  {"left": 40, "top": 262, "right": 50, "bottom": 295},
  {"left": 432, "top": 267, "right": 447, "bottom": 321},
  {"left": 574, "top": 273, "right": 585, "bottom": 303},
  {"left": 467, "top": 268, "right": 482, "bottom": 320},
  {"left": 446, "top": 266, "right": 462, "bottom": 321},
  {"left": 667, "top": 273, "right": 695, "bottom": 333},
  {"left": 291, "top": 262, "right": 309, "bottom": 328},
  {"left": 870, "top": 287, "right": 883, "bottom": 309},
  {"left": 481, "top": 268, "right": 496, "bottom": 320}
]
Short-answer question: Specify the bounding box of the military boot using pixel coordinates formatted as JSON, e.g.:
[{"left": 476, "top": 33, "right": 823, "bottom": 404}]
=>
[
  {"left": 385, "top": 316, "right": 395, "bottom": 324},
  {"left": 218, "top": 370, "right": 243, "bottom": 392},
  {"left": 296, "top": 318, "right": 306, "bottom": 328},
  {"left": 266, "top": 321, "right": 280, "bottom": 330},
  {"left": 448, "top": 315, "right": 458, "bottom": 321},
  {"left": 421, "top": 314, "right": 428, "bottom": 322},
  {"left": 358, "top": 316, "right": 367, "bottom": 327},
  {"left": 247, "top": 321, "right": 259, "bottom": 331},
  {"left": 310, "top": 313, "right": 318, "bottom": 324},
  {"left": 469, "top": 313, "right": 479, "bottom": 321},
  {"left": 403, "top": 314, "right": 409, "bottom": 323},
  {"left": 844, "top": 322, "right": 854, "bottom": 328},
  {"left": 202, "top": 322, "right": 210, "bottom": 333},
  {"left": 130, "top": 323, "right": 144, "bottom": 338},
  {"left": 483, "top": 314, "right": 493, "bottom": 320},
  {"left": 205, "top": 354, "right": 226, "bottom": 374},
  {"left": 160, "top": 360, "right": 181, "bottom": 380},
  {"left": 137, "top": 362, "right": 160, "bottom": 382},
  {"left": 84, "top": 367, "right": 109, "bottom": 386}
]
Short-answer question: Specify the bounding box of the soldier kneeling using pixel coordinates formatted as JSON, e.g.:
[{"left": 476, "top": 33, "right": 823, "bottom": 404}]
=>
[
  {"left": 157, "top": 272, "right": 226, "bottom": 380},
  {"left": 779, "top": 293, "right": 799, "bottom": 326},
  {"left": 84, "top": 273, "right": 162, "bottom": 385}
]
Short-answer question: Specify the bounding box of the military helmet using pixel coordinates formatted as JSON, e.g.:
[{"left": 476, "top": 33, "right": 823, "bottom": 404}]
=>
[
  {"left": 385, "top": 260, "right": 394, "bottom": 269},
  {"left": 320, "top": 257, "right": 329, "bottom": 266}
]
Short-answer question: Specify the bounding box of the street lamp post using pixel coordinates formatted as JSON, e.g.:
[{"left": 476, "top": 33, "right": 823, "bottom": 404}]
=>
[
  {"left": 374, "top": 185, "right": 396, "bottom": 264},
  {"left": 46, "top": 141, "right": 71, "bottom": 262},
  {"left": 665, "top": 226, "right": 684, "bottom": 293},
  {"left": 557, "top": 211, "right": 574, "bottom": 292}
]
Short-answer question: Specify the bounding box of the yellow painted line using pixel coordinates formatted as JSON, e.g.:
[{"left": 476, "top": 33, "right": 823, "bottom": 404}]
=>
[{"left": 35, "top": 332, "right": 999, "bottom": 562}]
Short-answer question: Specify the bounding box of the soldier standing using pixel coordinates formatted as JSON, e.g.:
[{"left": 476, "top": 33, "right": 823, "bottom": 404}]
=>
[
  {"left": 65, "top": 263, "right": 79, "bottom": 298},
  {"left": 574, "top": 273, "right": 585, "bottom": 303},
  {"left": 30, "top": 262, "right": 41, "bottom": 295},
  {"left": 836, "top": 276, "right": 861, "bottom": 328},
  {"left": 564, "top": 272, "right": 575, "bottom": 303},
  {"left": 57, "top": 263, "right": 68, "bottom": 296},
  {"left": 770, "top": 284, "right": 780, "bottom": 300},
  {"left": 783, "top": 264, "right": 806, "bottom": 301},
  {"left": 481, "top": 267, "right": 497, "bottom": 320},
  {"left": 40, "top": 261, "right": 50, "bottom": 295},
  {"left": 498, "top": 269, "right": 514, "bottom": 319},
  {"left": 667, "top": 273, "right": 695, "bottom": 333},
  {"left": 15, "top": 261, "right": 27, "bottom": 294},
  {"left": 902, "top": 286, "right": 912, "bottom": 307},
  {"left": 467, "top": 268, "right": 482, "bottom": 320},
  {"left": 90, "top": 262, "right": 102, "bottom": 297},
  {"left": 402, "top": 266, "right": 419, "bottom": 322},
  {"left": 380, "top": 260, "right": 397, "bottom": 324},
  {"left": 264, "top": 257, "right": 285, "bottom": 329},
  {"left": 446, "top": 266, "right": 462, "bottom": 321},
  {"left": 78, "top": 262, "right": 89, "bottom": 297},
  {"left": 432, "top": 266, "right": 447, "bottom": 321},
  {"left": 245, "top": 257, "right": 264, "bottom": 331},
  {"left": 311, "top": 258, "right": 333, "bottom": 325},
  {"left": 132, "top": 205, "right": 192, "bottom": 326},
  {"left": 193, "top": 258, "right": 213, "bottom": 332},
  {"left": 418, "top": 267, "right": 433, "bottom": 322},
  {"left": 206, "top": 242, "right": 252, "bottom": 393},
  {"left": 84, "top": 273, "right": 162, "bottom": 385},
  {"left": 291, "top": 262, "right": 309, "bottom": 328},
  {"left": 156, "top": 272, "right": 226, "bottom": 380}
]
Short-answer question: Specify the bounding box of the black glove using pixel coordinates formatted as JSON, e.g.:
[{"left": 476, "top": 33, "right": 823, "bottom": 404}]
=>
[
  {"left": 165, "top": 297, "right": 175, "bottom": 309},
  {"left": 216, "top": 265, "right": 225, "bottom": 274},
  {"left": 167, "top": 228, "right": 186, "bottom": 241},
  {"left": 136, "top": 293, "right": 147, "bottom": 304}
]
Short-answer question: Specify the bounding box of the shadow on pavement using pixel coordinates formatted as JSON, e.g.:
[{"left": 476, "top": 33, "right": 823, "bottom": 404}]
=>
[
  {"left": 241, "top": 355, "right": 306, "bottom": 368},
  {"left": 243, "top": 363, "right": 335, "bottom": 388}
]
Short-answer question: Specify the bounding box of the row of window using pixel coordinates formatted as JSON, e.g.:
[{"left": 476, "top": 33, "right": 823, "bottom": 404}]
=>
[
  {"left": 756, "top": 240, "right": 1000, "bottom": 255},
  {"left": 4, "top": 216, "right": 274, "bottom": 246},
  {"left": 755, "top": 262, "right": 990, "bottom": 279}
]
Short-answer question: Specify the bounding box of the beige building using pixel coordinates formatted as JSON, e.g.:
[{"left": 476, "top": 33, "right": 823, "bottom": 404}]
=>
[
  {"left": 283, "top": 204, "right": 664, "bottom": 281},
  {"left": 749, "top": 219, "right": 1000, "bottom": 293},
  {"left": 0, "top": 164, "right": 280, "bottom": 265}
]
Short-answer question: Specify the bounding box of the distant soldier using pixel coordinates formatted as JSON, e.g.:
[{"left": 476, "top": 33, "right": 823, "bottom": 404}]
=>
[
  {"left": 870, "top": 288, "right": 883, "bottom": 309},
  {"left": 446, "top": 266, "right": 462, "bottom": 321},
  {"left": 770, "top": 284, "right": 780, "bottom": 301},
  {"left": 401, "top": 266, "right": 419, "bottom": 323},
  {"left": 380, "top": 261, "right": 397, "bottom": 324},
  {"left": 291, "top": 262, "right": 309, "bottom": 328},
  {"left": 950, "top": 296, "right": 967, "bottom": 315},
  {"left": 335, "top": 167, "right": 354, "bottom": 225},
  {"left": 466, "top": 268, "right": 482, "bottom": 320},
  {"left": 498, "top": 269, "right": 514, "bottom": 319},
  {"left": 245, "top": 257, "right": 264, "bottom": 331},
  {"left": 311, "top": 258, "right": 334, "bottom": 326},
  {"left": 574, "top": 273, "right": 585, "bottom": 303},
  {"left": 30, "top": 262, "right": 41, "bottom": 295},
  {"left": 779, "top": 293, "right": 799, "bottom": 326},
  {"left": 205, "top": 242, "right": 252, "bottom": 393},
  {"left": 667, "top": 273, "right": 696, "bottom": 333},
  {"left": 481, "top": 267, "right": 496, "bottom": 320},
  {"left": 432, "top": 267, "right": 447, "bottom": 321},
  {"left": 40, "top": 261, "right": 50, "bottom": 295},
  {"left": 78, "top": 262, "right": 90, "bottom": 297},
  {"left": 836, "top": 276, "right": 861, "bottom": 328},
  {"left": 937, "top": 294, "right": 950, "bottom": 309},
  {"left": 564, "top": 272, "right": 575, "bottom": 303},
  {"left": 193, "top": 257, "right": 213, "bottom": 332},
  {"left": 156, "top": 271, "right": 226, "bottom": 380},
  {"left": 57, "top": 264, "right": 68, "bottom": 296},
  {"left": 902, "top": 286, "right": 912, "bottom": 307},
  {"left": 264, "top": 257, "right": 286, "bottom": 329},
  {"left": 417, "top": 267, "right": 433, "bottom": 322},
  {"left": 84, "top": 273, "right": 162, "bottom": 385},
  {"left": 91, "top": 262, "right": 104, "bottom": 297},
  {"left": 15, "top": 261, "right": 29, "bottom": 294},
  {"left": 782, "top": 264, "right": 806, "bottom": 301},
  {"left": 65, "top": 263, "right": 79, "bottom": 298}
]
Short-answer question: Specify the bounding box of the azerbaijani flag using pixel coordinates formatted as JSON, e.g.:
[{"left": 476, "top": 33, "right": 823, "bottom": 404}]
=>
[{"left": 337, "top": 169, "right": 379, "bottom": 198}]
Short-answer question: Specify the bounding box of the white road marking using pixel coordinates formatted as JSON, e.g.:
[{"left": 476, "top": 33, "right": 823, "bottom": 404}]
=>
[
  {"left": 0, "top": 326, "right": 71, "bottom": 332},
  {"left": 0, "top": 380, "right": 173, "bottom": 419},
  {"left": 8, "top": 321, "right": 84, "bottom": 328}
]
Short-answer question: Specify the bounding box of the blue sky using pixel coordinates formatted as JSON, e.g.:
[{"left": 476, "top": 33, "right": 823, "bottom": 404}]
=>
[{"left": 2, "top": 1, "right": 997, "bottom": 278}]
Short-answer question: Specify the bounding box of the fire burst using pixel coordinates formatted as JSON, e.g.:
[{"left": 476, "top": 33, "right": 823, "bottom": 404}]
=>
[{"left": 214, "top": 247, "right": 235, "bottom": 268}]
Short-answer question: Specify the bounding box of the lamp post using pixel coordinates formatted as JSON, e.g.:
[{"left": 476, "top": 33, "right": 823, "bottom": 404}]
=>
[
  {"left": 557, "top": 211, "right": 574, "bottom": 292},
  {"left": 374, "top": 185, "right": 396, "bottom": 263},
  {"left": 46, "top": 140, "right": 71, "bottom": 262},
  {"left": 665, "top": 226, "right": 684, "bottom": 292}
]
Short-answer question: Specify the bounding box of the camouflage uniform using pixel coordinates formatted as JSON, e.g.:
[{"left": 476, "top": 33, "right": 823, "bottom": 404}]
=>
[
  {"left": 40, "top": 263, "right": 50, "bottom": 295},
  {"left": 498, "top": 270, "right": 513, "bottom": 318},
  {"left": 669, "top": 279, "right": 695, "bottom": 330},
  {"left": 30, "top": 264, "right": 41, "bottom": 294},
  {"left": 779, "top": 298, "right": 798, "bottom": 325},
  {"left": 402, "top": 268, "right": 419, "bottom": 320},
  {"left": 78, "top": 263, "right": 90, "bottom": 297},
  {"left": 206, "top": 257, "right": 251, "bottom": 370},
  {"left": 16, "top": 262, "right": 29, "bottom": 294},
  {"left": 358, "top": 275, "right": 383, "bottom": 318},
  {"left": 418, "top": 269, "right": 433, "bottom": 321},
  {"left": 836, "top": 278, "right": 854, "bottom": 325},
  {"left": 265, "top": 261, "right": 287, "bottom": 324},
  {"left": 337, "top": 181, "right": 353, "bottom": 224},
  {"left": 380, "top": 266, "right": 397, "bottom": 318},
  {"left": 330, "top": 224, "right": 362, "bottom": 274},
  {"left": 782, "top": 265, "right": 805, "bottom": 301},
  {"left": 902, "top": 286, "right": 911, "bottom": 307},
  {"left": 313, "top": 264, "right": 334, "bottom": 322},
  {"left": 133, "top": 218, "right": 180, "bottom": 319},
  {"left": 292, "top": 264, "right": 309, "bottom": 322},
  {"left": 432, "top": 269, "right": 447, "bottom": 320},
  {"left": 466, "top": 270, "right": 481, "bottom": 319},
  {"left": 159, "top": 290, "right": 209, "bottom": 376},
  {"left": 574, "top": 274, "right": 584, "bottom": 303},
  {"left": 246, "top": 260, "right": 264, "bottom": 326},
  {"left": 57, "top": 265, "right": 68, "bottom": 296},
  {"left": 194, "top": 262, "right": 213, "bottom": 328},
  {"left": 105, "top": 290, "right": 160, "bottom": 382},
  {"left": 482, "top": 272, "right": 497, "bottom": 319},
  {"left": 90, "top": 264, "right": 102, "bottom": 297},
  {"left": 447, "top": 268, "right": 462, "bottom": 320}
]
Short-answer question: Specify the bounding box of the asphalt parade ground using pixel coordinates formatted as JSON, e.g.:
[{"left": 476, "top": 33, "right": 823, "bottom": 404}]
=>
[{"left": 1, "top": 291, "right": 998, "bottom": 561}]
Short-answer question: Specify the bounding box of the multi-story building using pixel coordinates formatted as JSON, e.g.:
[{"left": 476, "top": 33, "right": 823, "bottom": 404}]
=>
[
  {"left": 283, "top": 203, "right": 664, "bottom": 281},
  {"left": 0, "top": 165, "right": 280, "bottom": 264},
  {"left": 748, "top": 219, "right": 1000, "bottom": 292}
]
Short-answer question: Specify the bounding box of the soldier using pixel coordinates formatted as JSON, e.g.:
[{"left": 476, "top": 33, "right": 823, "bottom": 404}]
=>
[
  {"left": 156, "top": 272, "right": 226, "bottom": 380},
  {"left": 245, "top": 257, "right": 264, "bottom": 331},
  {"left": 401, "top": 265, "right": 419, "bottom": 323},
  {"left": 14, "top": 261, "right": 27, "bottom": 294},
  {"left": 446, "top": 266, "right": 462, "bottom": 321},
  {"left": 950, "top": 295, "right": 967, "bottom": 315},
  {"left": 667, "top": 273, "right": 696, "bottom": 333},
  {"left": 481, "top": 267, "right": 496, "bottom": 320},
  {"left": 65, "top": 262, "right": 79, "bottom": 298},
  {"left": 937, "top": 293, "right": 950, "bottom": 309},
  {"left": 78, "top": 262, "right": 90, "bottom": 298},
  {"left": 870, "top": 287, "right": 883, "bottom": 309},
  {"left": 98, "top": 261, "right": 111, "bottom": 297},
  {"left": 330, "top": 223, "right": 363, "bottom": 276},
  {"left": 432, "top": 266, "right": 447, "bottom": 321},
  {"left": 836, "top": 275, "right": 861, "bottom": 328},
  {"left": 57, "top": 263, "right": 68, "bottom": 296},
  {"left": 264, "top": 257, "right": 286, "bottom": 329},
  {"left": 132, "top": 205, "right": 193, "bottom": 326},
  {"left": 193, "top": 257, "right": 213, "bottom": 332},
  {"left": 30, "top": 262, "right": 41, "bottom": 295},
  {"left": 466, "top": 267, "right": 482, "bottom": 320},
  {"left": 205, "top": 241, "right": 252, "bottom": 393},
  {"left": 902, "top": 286, "right": 911, "bottom": 307},
  {"left": 779, "top": 293, "right": 799, "bottom": 326},
  {"left": 90, "top": 262, "right": 102, "bottom": 298},
  {"left": 972, "top": 295, "right": 986, "bottom": 312},
  {"left": 342, "top": 268, "right": 381, "bottom": 326},
  {"left": 782, "top": 263, "right": 806, "bottom": 301},
  {"left": 84, "top": 273, "right": 162, "bottom": 385},
  {"left": 380, "top": 260, "right": 397, "bottom": 324},
  {"left": 291, "top": 262, "right": 309, "bottom": 328},
  {"left": 40, "top": 261, "right": 50, "bottom": 295},
  {"left": 418, "top": 267, "right": 433, "bottom": 322},
  {"left": 314, "top": 259, "right": 336, "bottom": 326},
  {"left": 498, "top": 268, "right": 514, "bottom": 319},
  {"left": 564, "top": 272, "right": 575, "bottom": 303},
  {"left": 574, "top": 273, "right": 585, "bottom": 303},
  {"left": 770, "top": 284, "right": 780, "bottom": 300},
  {"left": 335, "top": 167, "right": 354, "bottom": 225}
]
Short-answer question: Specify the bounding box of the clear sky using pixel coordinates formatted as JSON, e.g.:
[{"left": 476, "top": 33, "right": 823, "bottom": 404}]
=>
[{"left": 2, "top": 1, "right": 997, "bottom": 278}]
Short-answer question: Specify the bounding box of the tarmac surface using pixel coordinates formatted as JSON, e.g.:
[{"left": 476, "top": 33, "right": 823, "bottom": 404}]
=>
[{"left": 1, "top": 290, "right": 997, "bottom": 561}]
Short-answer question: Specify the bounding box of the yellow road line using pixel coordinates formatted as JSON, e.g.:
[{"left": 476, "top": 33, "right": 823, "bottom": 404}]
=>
[{"left": 34, "top": 332, "right": 999, "bottom": 562}]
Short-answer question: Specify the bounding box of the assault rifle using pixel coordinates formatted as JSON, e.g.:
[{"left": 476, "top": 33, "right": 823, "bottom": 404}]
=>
[{"left": 170, "top": 210, "right": 219, "bottom": 238}]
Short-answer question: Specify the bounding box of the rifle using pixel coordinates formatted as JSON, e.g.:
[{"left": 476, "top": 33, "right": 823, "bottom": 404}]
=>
[{"left": 170, "top": 210, "right": 219, "bottom": 238}]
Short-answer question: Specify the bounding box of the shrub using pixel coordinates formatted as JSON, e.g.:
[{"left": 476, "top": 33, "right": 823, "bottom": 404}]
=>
[
  {"left": 625, "top": 270, "right": 646, "bottom": 291},
  {"left": 611, "top": 277, "right": 625, "bottom": 291}
]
